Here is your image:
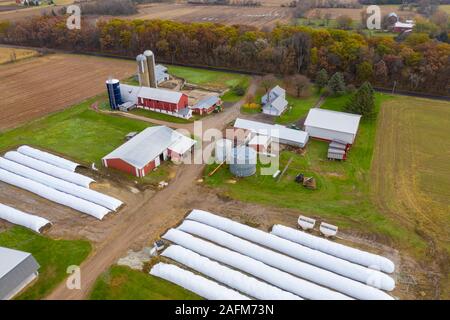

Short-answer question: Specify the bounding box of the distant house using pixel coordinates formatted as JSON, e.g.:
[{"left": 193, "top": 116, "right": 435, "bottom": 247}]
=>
[
  {"left": 102, "top": 126, "right": 196, "bottom": 177},
  {"left": 304, "top": 108, "right": 361, "bottom": 144},
  {"left": 0, "top": 247, "right": 39, "bottom": 300},
  {"left": 120, "top": 84, "right": 192, "bottom": 119},
  {"left": 190, "top": 96, "right": 222, "bottom": 115},
  {"left": 393, "top": 21, "right": 414, "bottom": 33},
  {"left": 261, "top": 85, "right": 288, "bottom": 116},
  {"left": 233, "top": 118, "right": 309, "bottom": 148}
]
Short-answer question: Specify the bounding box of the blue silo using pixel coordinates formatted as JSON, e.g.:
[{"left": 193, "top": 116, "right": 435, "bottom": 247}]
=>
[{"left": 106, "top": 79, "right": 123, "bottom": 110}]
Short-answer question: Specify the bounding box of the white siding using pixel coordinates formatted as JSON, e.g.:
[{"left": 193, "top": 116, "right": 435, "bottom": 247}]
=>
[{"left": 305, "top": 126, "right": 355, "bottom": 144}]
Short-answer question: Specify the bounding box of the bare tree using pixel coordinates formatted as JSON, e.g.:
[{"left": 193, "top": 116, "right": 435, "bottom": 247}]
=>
[
  {"left": 286, "top": 74, "right": 311, "bottom": 98},
  {"left": 260, "top": 74, "right": 277, "bottom": 93}
]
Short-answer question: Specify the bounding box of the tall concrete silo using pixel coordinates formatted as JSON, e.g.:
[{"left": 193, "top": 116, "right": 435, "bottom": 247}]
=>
[
  {"left": 143, "top": 50, "right": 157, "bottom": 88},
  {"left": 136, "top": 54, "right": 150, "bottom": 87}
]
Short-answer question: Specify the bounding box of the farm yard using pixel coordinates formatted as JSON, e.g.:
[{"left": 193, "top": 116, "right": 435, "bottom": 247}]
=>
[
  {"left": 0, "top": 50, "right": 449, "bottom": 301},
  {"left": 0, "top": 53, "right": 135, "bottom": 131}
]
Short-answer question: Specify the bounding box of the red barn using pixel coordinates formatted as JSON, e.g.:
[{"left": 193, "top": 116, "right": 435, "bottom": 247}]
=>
[
  {"left": 102, "top": 126, "right": 196, "bottom": 177},
  {"left": 190, "top": 96, "right": 222, "bottom": 115},
  {"left": 137, "top": 87, "right": 188, "bottom": 113}
]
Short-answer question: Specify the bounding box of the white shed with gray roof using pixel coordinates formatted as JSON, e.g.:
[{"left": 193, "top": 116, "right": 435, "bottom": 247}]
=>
[
  {"left": 0, "top": 247, "right": 39, "bottom": 300},
  {"left": 304, "top": 108, "right": 362, "bottom": 144}
]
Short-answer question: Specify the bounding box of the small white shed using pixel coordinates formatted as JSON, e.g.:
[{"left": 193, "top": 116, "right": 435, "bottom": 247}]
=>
[{"left": 304, "top": 108, "right": 361, "bottom": 144}]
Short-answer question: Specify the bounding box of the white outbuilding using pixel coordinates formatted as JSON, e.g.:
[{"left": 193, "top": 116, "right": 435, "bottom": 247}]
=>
[
  {"left": 304, "top": 108, "right": 362, "bottom": 144},
  {"left": 0, "top": 247, "right": 39, "bottom": 300}
]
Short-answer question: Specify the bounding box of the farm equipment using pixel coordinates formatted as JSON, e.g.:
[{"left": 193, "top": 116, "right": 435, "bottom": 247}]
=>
[{"left": 302, "top": 177, "right": 317, "bottom": 190}]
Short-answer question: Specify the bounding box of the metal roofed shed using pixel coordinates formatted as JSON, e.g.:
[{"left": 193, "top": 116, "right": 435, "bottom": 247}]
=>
[
  {"left": 328, "top": 148, "right": 347, "bottom": 161},
  {"left": 0, "top": 247, "right": 39, "bottom": 300},
  {"left": 304, "top": 108, "right": 361, "bottom": 144},
  {"left": 191, "top": 96, "right": 222, "bottom": 115},
  {"left": 102, "top": 126, "right": 196, "bottom": 177},
  {"left": 234, "top": 118, "right": 309, "bottom": 148}
]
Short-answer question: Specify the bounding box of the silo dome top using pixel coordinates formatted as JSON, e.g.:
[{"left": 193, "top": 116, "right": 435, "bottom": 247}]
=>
[
  {"left": 143, "top": 50, "right": 154, "bottom": 57},
  {"left": 106, "top": 79, "right": 120, "bottom": 84},
  {"left": 136, "top": 54, "right": 147, "bottom": 62}
]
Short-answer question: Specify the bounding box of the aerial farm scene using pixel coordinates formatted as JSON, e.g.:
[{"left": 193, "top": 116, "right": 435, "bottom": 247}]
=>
[{"left": 0, "top": 0, "right": 449, "bottom": 307}]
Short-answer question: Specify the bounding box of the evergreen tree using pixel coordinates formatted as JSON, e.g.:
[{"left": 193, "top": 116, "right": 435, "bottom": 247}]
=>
[
  {"left": 327, "top": 72, "right": 346, "bottom": 96},
  {"left": 315, "top": 68, "right": 328, "bottom": 92},
  {"left": 344, "top": 82, "right": 375, "bottom": 118}
]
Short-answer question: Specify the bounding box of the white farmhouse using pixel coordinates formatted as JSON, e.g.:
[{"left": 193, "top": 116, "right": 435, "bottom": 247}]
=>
[{"left": 261, "top": 85, "right": 288, "bottom": 116}]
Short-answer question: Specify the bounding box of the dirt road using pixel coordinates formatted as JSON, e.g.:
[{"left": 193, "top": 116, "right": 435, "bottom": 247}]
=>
[{"left": 45, "top": 78, "right": 259, "bottom": 300}]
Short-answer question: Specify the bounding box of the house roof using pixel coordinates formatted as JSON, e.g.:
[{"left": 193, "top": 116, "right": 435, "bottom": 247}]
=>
[
  {"left": 394, "top": 21, "right": 414, "bottom": 29},
  {"left": 103, "top": 126, "right": 196, "bottom": 169},
  {"left": 120, "top": 84, "right": 183, "bottom": 104},
  {"left": 234, "top": 118, "right": 309, "bottom": 145},
  {"left": 192, "top": 96, "right": 220, "bottom": 110},
  {"left": 0, "top": 247, "right": 32, "bottom": 279},
  {"left": 304, "top": 108, "right": 362, "bottom": 135},
  {"left": 262, "top": 85, "right": 286, "bottom": 102},
  {"left": 270, "top": 95, "right": 288, "bottom": 112}
]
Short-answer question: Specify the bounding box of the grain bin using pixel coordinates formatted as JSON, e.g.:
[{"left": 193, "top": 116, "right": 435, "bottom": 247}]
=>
[
  {"left": 229, "top": 146, "right": 257, "bottom": 177},
  {"left": 144, "top": 50, "right": 157, "bottom": 88},
  {"left": 136, "top": 54, "right": 150, "bottom": 87},
  {"left": 215, "top": 139, "right": 232, "bottom": 163},
  {"left": 106, "top": 79, "right": 122, "bottom": 110}
]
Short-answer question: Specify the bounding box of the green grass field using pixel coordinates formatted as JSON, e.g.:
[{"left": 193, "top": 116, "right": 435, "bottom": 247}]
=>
[
  {"left": 89, "top": 265, "right": 202, "bottom": 300},
  {"left": 0, "top": 227, "right": 91, "bottom": 300},
  {"left": 0, "top": 96, "right": 151, "bottom": 166},
  {"left": 167, "top": 65, "right": 250, "bottom": 90},
  {"left": 276, "top": 92, "right": 321, "bottom": 125},
  {"left": 205, "top": 93, "right": 426, "bottom": 252}
]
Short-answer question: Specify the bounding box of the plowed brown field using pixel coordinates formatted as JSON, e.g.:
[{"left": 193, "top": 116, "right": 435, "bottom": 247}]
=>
[{"left": 0, "top": 53, "right": 134, "bottom": 131}]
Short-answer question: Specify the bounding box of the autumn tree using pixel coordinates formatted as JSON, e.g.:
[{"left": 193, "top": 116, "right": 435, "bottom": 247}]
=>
[
  {"left": 260, "top": 74, "right": 277, "bottom": 93},
  {"left": 287, "top": 74, "right": 311, "bottom": 98},
  {"left": 327, "top": 72, "right": 346, "bottom": 96},
  {"left": 344, "top": 82, "right": 375, "bottom": 118},
  {"left": 315, "top": 68, "right": 328, "bottom": 92},
  {"left": 336, "top": 15, "right": 353, "bottom": 30}
]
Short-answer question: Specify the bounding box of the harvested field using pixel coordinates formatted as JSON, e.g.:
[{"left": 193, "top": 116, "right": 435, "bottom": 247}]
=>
[
  {"left": 127, "top": 3, "right": 293, "bottom": 27},
  {"left": 371, "top": 96, "right": 450, "bottom": 299},
  {"left": 306, "top": 5, "right": 419, "bottom": 21},
  {"left": 0, "top": 46, "right": 37, "bottom": 64},
  {"left": 0, "top": 53, "right": 135, "bottom": 131}
]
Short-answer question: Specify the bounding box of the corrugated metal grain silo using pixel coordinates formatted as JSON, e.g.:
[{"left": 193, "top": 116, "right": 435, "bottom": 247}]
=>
[{"left": 229, "top": 146, "right": 257, "bottom": 177}]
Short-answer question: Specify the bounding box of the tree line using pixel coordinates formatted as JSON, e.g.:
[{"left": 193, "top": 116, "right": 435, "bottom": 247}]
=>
[{"left": 0, "top": 16, "right": 449, "bottom": 94}]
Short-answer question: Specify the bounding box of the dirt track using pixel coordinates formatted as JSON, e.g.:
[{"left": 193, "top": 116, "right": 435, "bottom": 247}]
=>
[
  {"left": 45, "top": 78, "right": 259, "bottom": 300},
  {"left": 0, "top": 53, "right": 134, "bottom": 131}
]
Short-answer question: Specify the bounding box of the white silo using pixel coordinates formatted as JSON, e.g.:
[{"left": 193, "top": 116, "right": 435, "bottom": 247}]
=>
[
  {"left": 143, "top": 50, "right": 157, "bottom": 88},
  {"left": 215, "top": 139, "right": 232, "bottom": 163},
  {"left": 136, "top": 54, "right": 150, "bottom": 87}
]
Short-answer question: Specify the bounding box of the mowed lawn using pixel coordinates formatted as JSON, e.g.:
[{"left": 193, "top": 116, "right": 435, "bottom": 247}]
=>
[
  {"left": 0, "top": 227, "right": 91, "bottom": 300},
  {"left": 205, "top": 93, "right": 428, "bottom": 255},
  {"left": 167, "top": 65, "right": 250, "bottom": 90},
  {"left": 167, "top": 65, "right": 251, "bottom": 103},
  {"left": 89, "top": 265, "right": 202, "bottom": 300},
  {"left": 0, "top": 96, "right": 151, "bottom": 166}
]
